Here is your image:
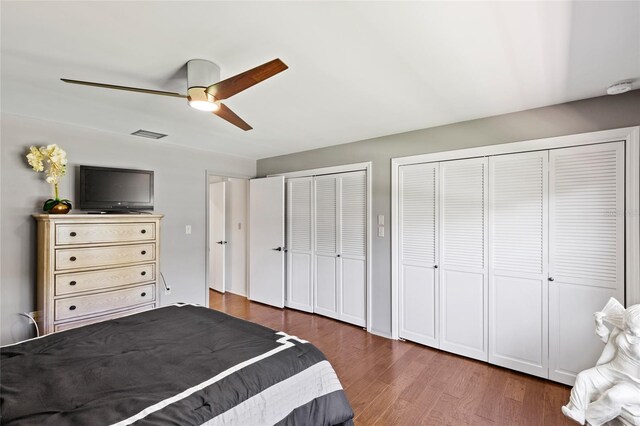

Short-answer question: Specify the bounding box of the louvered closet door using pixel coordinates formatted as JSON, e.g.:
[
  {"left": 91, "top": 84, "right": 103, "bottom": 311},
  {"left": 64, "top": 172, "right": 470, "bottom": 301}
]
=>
[
  {"left": 314, "top": 175, "right": 340, "bottom": 320},
  {"left": 399, "top": 163, "right": 439, "bottom": 347},
  {"left": 549, "top": 142, "right": 625, "bottom": 385},
  {"left": 338, "top": 171, "right": 367, "bottom": 327},
  {"left": 489, "top": 151, "right": 549, "bottom": 378},
  {"left": 439, "top": 157, "right": 488, "bottom": 361},
  {"left": 286, "top": 177, "right": 314, "bottom": 312}
]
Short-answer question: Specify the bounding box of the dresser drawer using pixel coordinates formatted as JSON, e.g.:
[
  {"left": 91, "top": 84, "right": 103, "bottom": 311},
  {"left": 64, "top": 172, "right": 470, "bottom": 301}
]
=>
[
  {"left": 54, "top": 303, "right": 156, "bottom": 332},
  {"left": 56, "top": 222, "right": 155, "bottom": 245},
  {"left": 55, "top": 264, "right": 155, "bottom": 296},
  {"left": 55, "top": 243, "right": 155, "bottom": 270},
  {"left": 55, "top": 283, "right": 155, "bottom": 321}
]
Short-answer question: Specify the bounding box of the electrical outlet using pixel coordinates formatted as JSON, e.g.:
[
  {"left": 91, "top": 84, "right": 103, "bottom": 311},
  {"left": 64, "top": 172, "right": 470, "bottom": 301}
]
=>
[
  {"left": 27, "top": 311, "right": 40, "bottom": 322},
  {"left": 164, "top": 287, "right": 171, "bottom": 296}
]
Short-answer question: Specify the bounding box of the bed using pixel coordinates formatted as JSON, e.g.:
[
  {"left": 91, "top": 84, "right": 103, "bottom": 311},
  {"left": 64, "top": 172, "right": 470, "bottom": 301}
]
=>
[{"left": 0, "top": 304, "right": 354, "bottom": 425}]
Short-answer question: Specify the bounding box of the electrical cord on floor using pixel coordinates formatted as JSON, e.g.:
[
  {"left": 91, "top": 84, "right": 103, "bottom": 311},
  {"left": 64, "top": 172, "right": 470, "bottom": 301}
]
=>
[
  {"left": 160, "top": 272, "right": 171, "bottom": 292},
  {"left": 19, "top": 312, "right": 40, "bottom": 337}
]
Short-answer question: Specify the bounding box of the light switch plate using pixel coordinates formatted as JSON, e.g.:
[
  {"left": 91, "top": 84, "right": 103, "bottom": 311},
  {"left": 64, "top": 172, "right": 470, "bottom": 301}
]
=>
[
  {"left": 185, "top": 225, "right": 192, "bottom": 234},
  {"left": 378, "top": 226, "right": 385, "bottom": 237},
  {"left": 377, "top": 215, "right": 385, "bottom": 226}
]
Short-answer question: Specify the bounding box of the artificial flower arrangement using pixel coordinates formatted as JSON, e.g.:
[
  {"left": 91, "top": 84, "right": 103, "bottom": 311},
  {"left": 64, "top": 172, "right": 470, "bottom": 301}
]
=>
[{"left": 26, "top": 144, "right": 72, "bottom": 214}]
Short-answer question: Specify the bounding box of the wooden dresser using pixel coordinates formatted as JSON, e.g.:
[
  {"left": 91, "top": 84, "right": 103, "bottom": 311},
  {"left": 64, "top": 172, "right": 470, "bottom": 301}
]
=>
[{"left": 33, "top": 214, "right": 163, "bottom": 334}]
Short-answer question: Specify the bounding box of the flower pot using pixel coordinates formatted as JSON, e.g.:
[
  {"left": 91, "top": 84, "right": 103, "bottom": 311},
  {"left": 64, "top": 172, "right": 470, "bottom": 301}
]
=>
[{"left": 48, "top": 202, "right": 71, "bottom": 214}]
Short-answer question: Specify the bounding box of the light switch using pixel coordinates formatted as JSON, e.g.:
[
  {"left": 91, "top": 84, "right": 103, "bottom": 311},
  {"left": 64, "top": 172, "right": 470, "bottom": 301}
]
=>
[
  {"left": 238, "top": 222, "right": 242, "bottom": 230},
  {"left": 185, "top": 225, "right": 192, "bottom": 235},
  {"left": 378, "top": 225, "right": 384, "bottom": 237},
  {"left": 377, "top": 215, "right": 385, "bottom": 226}
]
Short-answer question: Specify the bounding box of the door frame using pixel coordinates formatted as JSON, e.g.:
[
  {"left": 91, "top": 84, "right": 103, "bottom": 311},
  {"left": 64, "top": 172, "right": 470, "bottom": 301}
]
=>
[
  {"left": 391, "top": 126, "right": 640, "bottom": 339},
  {"left": 205, "top": 170, "right": 252, "bottom": 308},
  {"left": 269, "top": 161, "right": 373, "bottom": 333}
]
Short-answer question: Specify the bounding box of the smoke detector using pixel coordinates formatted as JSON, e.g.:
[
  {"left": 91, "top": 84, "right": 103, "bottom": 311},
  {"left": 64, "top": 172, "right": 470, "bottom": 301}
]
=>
[{"left": 606, "top": 81, "right": 633, "bottom": 95}]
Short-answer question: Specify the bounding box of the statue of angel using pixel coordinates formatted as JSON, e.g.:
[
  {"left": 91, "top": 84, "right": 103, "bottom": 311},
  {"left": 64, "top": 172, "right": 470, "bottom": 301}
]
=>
[{"left": 562, "top": 298, "right": 640, "bottom": 426}]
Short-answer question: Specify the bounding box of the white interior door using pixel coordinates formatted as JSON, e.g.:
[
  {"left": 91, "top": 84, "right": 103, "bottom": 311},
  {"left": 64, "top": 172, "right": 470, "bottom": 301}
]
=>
[
  {"left": 249, "top": 176, "right": 285, "bottom": 308},
  {"left": 548, "top": 142, "right": 625, "bottom": 385},
  {"left": 338, "top": 171, "right": 367, "bottom": 327},
  {"left": 314, "top": 175, "right": 339, "bottom": 319},
  {"left": 489, "top": 151, "right": 549, "bottom": 378},
  {"left": 399, "top": 163, "right": 439, "bottom": 347},
  {"left": 439, "top": 157, "right": 488, "bottom": 361},
  {"left": 286, "top": 177, "right": 314, "bottom": 312},
  {"left": 209, "top": 181, "right": 226, "bottom": 292}
]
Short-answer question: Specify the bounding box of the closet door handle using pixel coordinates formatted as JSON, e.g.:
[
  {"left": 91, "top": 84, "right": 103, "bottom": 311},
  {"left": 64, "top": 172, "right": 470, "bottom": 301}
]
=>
[
  {"left": 216, "top": 241, "right": 228, "bottom": 245},
  {"left": 272, "top": 247, "right": 283, "bottom": 251}
]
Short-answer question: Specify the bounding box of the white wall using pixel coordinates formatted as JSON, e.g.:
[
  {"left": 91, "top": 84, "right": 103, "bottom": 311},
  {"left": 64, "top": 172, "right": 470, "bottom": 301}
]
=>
[{"left": 0, "top": 113, "right": 256, "bottom": 345}]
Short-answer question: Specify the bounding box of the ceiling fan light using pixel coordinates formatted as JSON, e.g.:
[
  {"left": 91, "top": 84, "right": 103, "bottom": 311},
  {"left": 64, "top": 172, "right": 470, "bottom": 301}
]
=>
[
  {"left": 188, "top": 87, "right": 219, "bottom": 111},
  {"left": 189, "top": 100, "right": 219, "bottom": 112}
]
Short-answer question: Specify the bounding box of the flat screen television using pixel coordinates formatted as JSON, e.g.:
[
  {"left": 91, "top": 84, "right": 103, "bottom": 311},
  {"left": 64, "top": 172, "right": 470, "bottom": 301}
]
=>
[{"left": 79, "top": 166, "right": 154, "bottom": 212}]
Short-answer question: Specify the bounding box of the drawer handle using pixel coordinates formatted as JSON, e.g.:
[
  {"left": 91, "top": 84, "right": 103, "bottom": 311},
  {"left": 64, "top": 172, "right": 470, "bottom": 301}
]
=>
[
  {"left": 69, "top": 305, "right": 77, "bottom": 311},
  {"left": 141, "top": 250, "right": 147, "bottom": 255},
  {"left": 70, "top": 256, "right": 77, "bottom": 262},
  {"left": 69, "top": 281, "right": 77, "bottom": 286},
  {"left": 141, "top": 229, "right": 147, "bottom": 234},
  {"left": 70, "top": 231, "right": 77, "bottom": 237},
  {"left": 141, "top": 271, "right": 147, "bottom": 276},
  {"left": 141, "top": 292, "right": 147, "bottom": 297}
]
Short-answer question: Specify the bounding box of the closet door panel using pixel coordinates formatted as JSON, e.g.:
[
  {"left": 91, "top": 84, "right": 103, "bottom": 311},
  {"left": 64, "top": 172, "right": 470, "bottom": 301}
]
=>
[
  {"left": 314, "top": 176, "right": 339, "bottom": 319},
  {"left": 549, "top": 142, "right": 625, "bottom": 385},
  {"left": 399, "top": 163, "right": 439, "bottom": 347},
  {"left": 286, "top": 178, "right": 313, "bottom": 312},
  {"left": 439, "top": 158, "right": 488, "bottom": 361},
  {"left": 489, "top": 151, "right": 548, "bottom": 378},
  {"left": 441, "top": 269, "right": 485, "bottom": 351},
  {"left": 341, "top": 258, "right": 365, "bottom": 325},
  {"left": 339, "top": 171, "right": 367, "bottom": 327}
]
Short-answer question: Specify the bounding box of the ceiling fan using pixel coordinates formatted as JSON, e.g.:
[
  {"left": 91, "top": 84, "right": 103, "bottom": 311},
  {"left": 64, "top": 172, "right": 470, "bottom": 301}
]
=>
[{"left": 61, "top": 58, "right": 288, "bottom": 131}]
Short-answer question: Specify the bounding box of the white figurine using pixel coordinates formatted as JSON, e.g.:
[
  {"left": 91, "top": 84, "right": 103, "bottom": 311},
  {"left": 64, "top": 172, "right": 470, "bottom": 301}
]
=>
[{"left": 562, "top": 298, "right": 640, "bottom": 426}]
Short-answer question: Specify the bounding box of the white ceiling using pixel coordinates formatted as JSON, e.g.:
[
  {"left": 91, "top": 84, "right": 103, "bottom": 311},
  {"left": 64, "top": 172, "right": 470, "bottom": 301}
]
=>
[{"left": 2, "top": 1, "right": 639, "bottom": 160}]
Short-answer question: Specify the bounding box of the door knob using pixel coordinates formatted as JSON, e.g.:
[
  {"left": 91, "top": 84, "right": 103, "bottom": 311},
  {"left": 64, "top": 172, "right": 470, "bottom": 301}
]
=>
[
  {"left": 216, "top": 241, "right": 228, "bottom": 245},
  {"left": 548, "top": 277, "right": 555, "bottom": 282},
  {"left": 434, "top": 265, "right": 438, "bottom": 269}
]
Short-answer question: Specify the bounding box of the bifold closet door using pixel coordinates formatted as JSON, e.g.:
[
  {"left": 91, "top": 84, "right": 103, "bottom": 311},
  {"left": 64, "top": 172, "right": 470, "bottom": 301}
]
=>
[
  {"left": 439, "top": 157, "right": 488, "bottom": 361},
  {"left": 489, "top": 151, "right": 549, "bottom": 378},
  {"left": 339, "top": 171, "right": 367, "bottom": 327},
  {"left": 286, "top": 177, "right": 313, "bottom": 312},
  {"left": 398, "top": 163, "right": 439, "bottom": 347},
  {"left": 548, "top": 142, "right": 625, "bottom": 385},
  {"left": 314, "top": 175, "right": 340, "bottom": 320}
]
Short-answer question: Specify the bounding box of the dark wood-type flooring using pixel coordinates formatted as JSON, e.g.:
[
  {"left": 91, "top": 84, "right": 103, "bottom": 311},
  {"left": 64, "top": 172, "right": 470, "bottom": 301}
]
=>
[{"left": 210, "top": 290, "right": 574, "bottom": 425}]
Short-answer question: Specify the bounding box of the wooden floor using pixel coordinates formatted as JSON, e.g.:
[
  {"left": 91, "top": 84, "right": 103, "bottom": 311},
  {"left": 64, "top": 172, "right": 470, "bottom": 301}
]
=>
[{"left": 209, "top": 291, "right": 574, "bottom": 426}]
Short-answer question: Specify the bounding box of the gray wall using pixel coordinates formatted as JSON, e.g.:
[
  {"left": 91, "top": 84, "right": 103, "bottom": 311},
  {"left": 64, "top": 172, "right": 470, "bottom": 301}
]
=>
[
  {"left": 257, "top": 90, "right": 640, "bottom": 337},
  {"left": 0, "top": 113, "right": 255, "bottom": 345}
]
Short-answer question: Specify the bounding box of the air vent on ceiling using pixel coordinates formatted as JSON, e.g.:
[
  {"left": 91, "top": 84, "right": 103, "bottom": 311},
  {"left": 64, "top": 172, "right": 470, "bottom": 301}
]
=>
[{"left": 131, "top": 129, "right": 167, "bottom": 139}]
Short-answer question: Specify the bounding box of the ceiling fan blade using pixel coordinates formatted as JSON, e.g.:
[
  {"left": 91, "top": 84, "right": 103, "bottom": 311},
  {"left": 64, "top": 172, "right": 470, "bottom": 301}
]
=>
[
  {"left": 206, "top": 58, "right": 288, "bottom": 100},
  {"left": 214, "top": 103, "right": 253, "bottom": 131},
  {"left": 61, "top": 78, "right": 187, "bottom": 98}
]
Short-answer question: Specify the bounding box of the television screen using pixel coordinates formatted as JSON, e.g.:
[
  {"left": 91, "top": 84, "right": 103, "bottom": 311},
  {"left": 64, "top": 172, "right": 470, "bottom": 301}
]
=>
[{"left": 79, "top": 166, "right": 154, "bottom": 211}]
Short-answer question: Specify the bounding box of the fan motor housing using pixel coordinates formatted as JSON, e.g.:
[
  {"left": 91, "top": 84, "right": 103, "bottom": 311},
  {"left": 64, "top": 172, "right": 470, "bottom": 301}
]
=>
[{"left": 187, "top": 59, "right": 221, "bottom": 89}]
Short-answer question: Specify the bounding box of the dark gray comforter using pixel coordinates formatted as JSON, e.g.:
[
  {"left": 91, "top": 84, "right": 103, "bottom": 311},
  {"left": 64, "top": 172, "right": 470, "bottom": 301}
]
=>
[{"left": 1, "top": 305, "right": 354, "bottom": 425}]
